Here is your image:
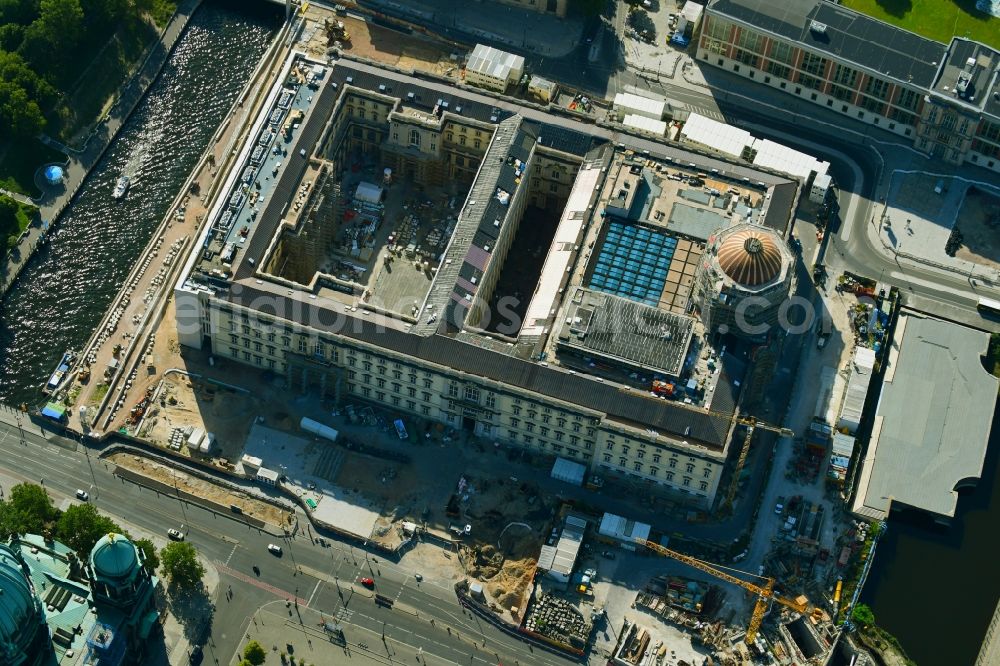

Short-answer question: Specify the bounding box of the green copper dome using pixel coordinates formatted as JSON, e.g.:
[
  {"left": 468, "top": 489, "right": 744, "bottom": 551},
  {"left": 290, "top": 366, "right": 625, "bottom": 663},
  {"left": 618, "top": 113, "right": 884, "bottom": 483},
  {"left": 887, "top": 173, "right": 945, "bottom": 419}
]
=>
[
  {"left": 0, "top": 544, "right": 41, "bottom": 660},
  {"left": 90, "top": 533, "right": 138, "bottom": 580}
]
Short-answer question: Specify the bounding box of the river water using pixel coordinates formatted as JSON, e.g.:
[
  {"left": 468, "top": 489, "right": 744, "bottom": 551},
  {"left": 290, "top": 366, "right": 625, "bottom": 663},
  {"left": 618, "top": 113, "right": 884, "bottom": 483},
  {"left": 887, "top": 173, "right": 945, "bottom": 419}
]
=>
[
  {"left": 862, "top": 408, "right": 1000, "bottom": 666},
  {"left": 0, "top": 0, "right": 281, "bottom": 405}
]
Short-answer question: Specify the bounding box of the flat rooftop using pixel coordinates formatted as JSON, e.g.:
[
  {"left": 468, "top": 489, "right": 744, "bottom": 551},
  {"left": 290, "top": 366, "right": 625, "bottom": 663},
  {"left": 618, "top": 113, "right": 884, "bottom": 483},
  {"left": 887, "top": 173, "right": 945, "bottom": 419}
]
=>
[
  {"left": 558, "top": 287, "right": 695, "bottom": 378},
  {"left": 178, "top": 55, "right": 801, "bottom": 452},
  {"left": 930, "top": 38, "right": 1000, "bottom": 118},
  {"left": 708, "top": 0, "right": 948, "bottom": 88},
  {"left": 853, "top": 313, "right": 999, "bottom": 521}
]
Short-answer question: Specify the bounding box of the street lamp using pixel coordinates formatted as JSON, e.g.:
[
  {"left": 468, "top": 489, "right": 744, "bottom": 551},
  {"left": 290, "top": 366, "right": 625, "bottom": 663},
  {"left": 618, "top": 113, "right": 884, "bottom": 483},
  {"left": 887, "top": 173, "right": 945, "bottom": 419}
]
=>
[
  {"left": 171, "top": 467, "right": 189, "bottom": 526},
  {"left": 14, "top": 411, "right": 25, "bottom": 446},
  {"left": 80, "top": 433, "right": 100, "bottom": 500}
]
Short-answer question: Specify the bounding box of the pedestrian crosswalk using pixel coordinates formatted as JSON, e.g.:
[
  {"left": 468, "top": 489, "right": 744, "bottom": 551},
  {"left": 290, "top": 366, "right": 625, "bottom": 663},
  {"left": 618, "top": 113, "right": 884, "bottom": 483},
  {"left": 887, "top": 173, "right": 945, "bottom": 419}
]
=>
[{"left": 214, "top": 560, "right": 309, "bottom": 606}]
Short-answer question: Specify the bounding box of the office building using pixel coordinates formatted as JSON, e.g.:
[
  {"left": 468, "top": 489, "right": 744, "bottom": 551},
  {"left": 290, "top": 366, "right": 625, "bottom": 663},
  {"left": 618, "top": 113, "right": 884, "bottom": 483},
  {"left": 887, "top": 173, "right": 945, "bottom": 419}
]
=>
[{"left": 699, "top": 0, "right": 1000, "bottom": 171}]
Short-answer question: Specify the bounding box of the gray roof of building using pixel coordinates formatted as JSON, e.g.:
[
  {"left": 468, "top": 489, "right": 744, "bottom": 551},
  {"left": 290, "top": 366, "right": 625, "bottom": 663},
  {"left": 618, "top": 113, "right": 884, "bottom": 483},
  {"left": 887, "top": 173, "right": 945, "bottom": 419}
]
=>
[
  {"left": 225, "top": 283, "right": 740, "bottom": 451},
  {"left": 761, "top": 181, "right": 797, "bottom": 235},
  {"left": 558, "top": 287, "right": 695, "bottom": 377},
  {"left": 667, "top": 202, "right": 729, "bottom": 242},
  {"left": 708, "top": 0, "right": 948, "bottom": 88},
  {"left": 331, "top": 65, "right": 515, "bottom": 125},
  {"left": 860, "top": 314, "right": 999, "bottom": 519},
  {"left": 930, "top": 38, "right": 1000, "bottom": 117},
  {"left": 234, "top": 72, "right": 341, "bottom": 281}
]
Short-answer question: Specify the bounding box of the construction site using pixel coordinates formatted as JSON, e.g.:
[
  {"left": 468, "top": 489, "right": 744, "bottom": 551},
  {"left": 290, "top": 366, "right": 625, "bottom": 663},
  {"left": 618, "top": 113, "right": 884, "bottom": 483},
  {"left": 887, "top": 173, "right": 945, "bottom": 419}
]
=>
[{"left": 44, "top": 27, "right": 910, "bottom": 664}]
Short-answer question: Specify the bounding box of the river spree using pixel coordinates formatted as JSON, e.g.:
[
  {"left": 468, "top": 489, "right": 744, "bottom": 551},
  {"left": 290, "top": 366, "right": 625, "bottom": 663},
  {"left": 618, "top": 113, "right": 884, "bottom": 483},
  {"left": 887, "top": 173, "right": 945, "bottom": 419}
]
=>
[
  {"left": 0, "top": 0, "right": 281, "bottom": 404},
  {"left": 863, "top": 408, "right": 1000, "bottom": 665}
]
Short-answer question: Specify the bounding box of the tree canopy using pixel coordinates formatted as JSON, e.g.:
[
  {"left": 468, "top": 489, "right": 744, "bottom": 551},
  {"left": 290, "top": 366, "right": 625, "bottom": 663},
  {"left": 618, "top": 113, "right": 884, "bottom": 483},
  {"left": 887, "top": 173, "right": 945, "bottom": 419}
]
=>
[
  {"left": 55, "top": 503, "right": 123, "bottom": 555},
  {"left": 133, "top": 537, "right": 159, "bottom": 573},
  {"left": 242, "top": 640, "right": 266, "bottom": 666},
  {"left": 160, "top": 541, "right": 205, "bottom": 590},
  {"left": 852, "top": 603, "right": 876, "bottom": 628},
  {"left": 0, "top": 482, "right": 58, "bottom": 538},
  {"left": 0, "top": 0, "right": 165, "bottom": 141}
]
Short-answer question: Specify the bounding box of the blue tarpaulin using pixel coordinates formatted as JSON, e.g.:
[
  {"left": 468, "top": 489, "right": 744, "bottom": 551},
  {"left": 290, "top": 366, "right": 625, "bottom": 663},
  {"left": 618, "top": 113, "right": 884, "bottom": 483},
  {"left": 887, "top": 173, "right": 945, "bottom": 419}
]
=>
[{"left": 41, "top": 402, "right": 66, "bottom": 421}]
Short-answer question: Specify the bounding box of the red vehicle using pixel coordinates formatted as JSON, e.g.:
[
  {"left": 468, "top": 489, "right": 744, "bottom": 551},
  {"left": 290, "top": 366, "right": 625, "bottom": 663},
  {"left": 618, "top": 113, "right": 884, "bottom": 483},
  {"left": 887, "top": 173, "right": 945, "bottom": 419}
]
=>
[
  {"left": 359, "top": 577, "right": 375, "bottom": 588},
  {"left": 651, "top": 380, "right": 675, "bottom": 397}
]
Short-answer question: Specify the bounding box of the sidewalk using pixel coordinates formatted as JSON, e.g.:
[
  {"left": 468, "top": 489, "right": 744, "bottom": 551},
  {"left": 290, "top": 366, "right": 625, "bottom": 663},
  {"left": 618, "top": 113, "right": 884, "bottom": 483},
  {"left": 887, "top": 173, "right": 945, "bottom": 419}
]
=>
[
  {"left": 0, "top": 0, "right": 204, "bottom": 297},
  {"left": 228, "top": 602, "right": 433, "bottom": 666}
]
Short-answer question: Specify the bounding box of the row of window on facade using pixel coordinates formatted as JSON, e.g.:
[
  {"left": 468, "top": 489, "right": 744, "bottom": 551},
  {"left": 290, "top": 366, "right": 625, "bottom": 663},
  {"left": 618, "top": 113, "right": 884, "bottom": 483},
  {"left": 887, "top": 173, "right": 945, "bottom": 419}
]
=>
[
  {"left": 223, "top": 312, "right": 715, "bottom": 484},
  {"left": 599, "top": 464, "right": 709, "bottom": 494}
]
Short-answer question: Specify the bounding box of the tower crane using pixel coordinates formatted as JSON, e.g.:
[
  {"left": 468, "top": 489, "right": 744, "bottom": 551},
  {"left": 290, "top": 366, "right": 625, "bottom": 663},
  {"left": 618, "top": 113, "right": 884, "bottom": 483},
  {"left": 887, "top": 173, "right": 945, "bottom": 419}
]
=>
[
  {"left": 637, "top": 539, "right": 811, "bottom": 645},
  {"left": 622, "top": 383, "right": 793, "bottom": 510}
]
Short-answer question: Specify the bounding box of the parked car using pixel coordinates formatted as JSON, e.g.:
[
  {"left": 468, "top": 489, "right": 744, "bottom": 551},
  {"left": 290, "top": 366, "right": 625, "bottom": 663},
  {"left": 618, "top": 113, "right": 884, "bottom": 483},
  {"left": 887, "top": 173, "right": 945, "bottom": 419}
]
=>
[
  {"left": 267, "top": 544, "right": 283, "bottom": 556},
  {"left": 359, "top": 577, "right": 375, "bottom": 588},
  {"left": 75, "top": 489, "right": 89, "bottom": 501},
  {"left": 167, "top": 529, "right": 184, "bottom": 541},
  {"left": 774, "top": 497, "right": 786, "bottom": 515},
  {"left": 601, "top": 550, "right": 617, "bottom": 560}
]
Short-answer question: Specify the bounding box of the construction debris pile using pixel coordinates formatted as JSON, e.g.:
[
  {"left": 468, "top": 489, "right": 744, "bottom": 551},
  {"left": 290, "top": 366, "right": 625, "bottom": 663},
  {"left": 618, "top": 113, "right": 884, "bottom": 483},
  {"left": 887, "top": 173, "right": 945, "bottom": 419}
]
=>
[
  {"left": 644, "top": 575, "right": 708, "bottom": 614},
  {"left": 522, "top": 590, "right": 591, "bottom": 649},
  {"left": 461, "top": 543, "right": 504, "bottom": 579},
  {"left": 633, "top": 591, "right": 729, "bottom": 651},
  {"left": 615, "top": 623, "right": 655, "bottom": 665}
]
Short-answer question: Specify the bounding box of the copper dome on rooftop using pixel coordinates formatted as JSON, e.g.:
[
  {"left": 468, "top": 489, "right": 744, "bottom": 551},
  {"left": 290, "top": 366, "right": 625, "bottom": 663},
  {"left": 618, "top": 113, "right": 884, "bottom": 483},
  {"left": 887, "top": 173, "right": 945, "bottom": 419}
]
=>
[{"left": 716, "top": 228, "right": 783, "bottom": 286}]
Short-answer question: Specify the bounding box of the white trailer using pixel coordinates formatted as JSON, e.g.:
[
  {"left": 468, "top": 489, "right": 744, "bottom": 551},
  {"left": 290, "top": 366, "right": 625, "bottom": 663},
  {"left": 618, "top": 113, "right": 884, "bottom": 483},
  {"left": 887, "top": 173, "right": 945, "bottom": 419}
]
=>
[{"left": 300, "top": 417, "right": 339, "bottom": 443}]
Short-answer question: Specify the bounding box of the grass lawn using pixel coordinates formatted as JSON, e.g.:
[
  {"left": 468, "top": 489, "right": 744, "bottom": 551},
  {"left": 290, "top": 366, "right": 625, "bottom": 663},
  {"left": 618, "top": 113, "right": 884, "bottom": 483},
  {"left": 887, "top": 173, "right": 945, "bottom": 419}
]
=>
[
  {"left": 149, "top": 0, "right": 179, "bottom": 28},
  {"left": 0, "top": 140, "right": 67, "bottom": 199},
  {"left": 58, "top": 13, "right": 160, "bottom": 143},
  {"left": 2, "top": 196, "right": 39, "bottom": 262},
  {"left": 840, "top": 0, "right": 1000, "bottom": 49}
]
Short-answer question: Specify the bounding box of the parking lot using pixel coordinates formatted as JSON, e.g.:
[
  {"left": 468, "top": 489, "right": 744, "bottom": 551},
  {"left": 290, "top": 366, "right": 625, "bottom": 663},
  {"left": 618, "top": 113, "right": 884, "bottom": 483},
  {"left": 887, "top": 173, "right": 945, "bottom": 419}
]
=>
[{"left": 620, "top": 0, "right": 691, "bottom": 77}]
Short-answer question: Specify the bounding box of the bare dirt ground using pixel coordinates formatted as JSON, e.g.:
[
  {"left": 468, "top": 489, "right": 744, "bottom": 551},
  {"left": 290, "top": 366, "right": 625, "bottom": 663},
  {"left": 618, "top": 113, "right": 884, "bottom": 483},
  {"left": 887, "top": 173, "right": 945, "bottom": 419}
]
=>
[
  {"left": 107, "top": 451, "right": 293, "bottom": 527},
  {"left": 955, "top": 186, "right": 1000, "bottom": 270},
  {"left": 398, "top": 541, "right": 463, "bottom": 581},
  {"left": 299, "top": 7, "right": 462, "bottom": 79},
  {"left": 138, "top": 344, "right": 262, "bottom": 461}
]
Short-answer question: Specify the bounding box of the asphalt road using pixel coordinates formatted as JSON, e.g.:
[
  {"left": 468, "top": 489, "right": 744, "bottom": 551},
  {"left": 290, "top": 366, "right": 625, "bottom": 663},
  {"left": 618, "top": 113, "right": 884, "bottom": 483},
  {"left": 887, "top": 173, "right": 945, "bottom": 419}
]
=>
[{"left": 0, "top": 416, "right": 575, "bottom": 666}]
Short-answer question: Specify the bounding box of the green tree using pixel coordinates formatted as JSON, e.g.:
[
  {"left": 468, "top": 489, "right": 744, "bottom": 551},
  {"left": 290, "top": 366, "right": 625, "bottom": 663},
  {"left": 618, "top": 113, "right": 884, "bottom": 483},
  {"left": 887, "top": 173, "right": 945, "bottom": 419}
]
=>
[
  {"left": 243, "top": 640, "right": 266, "bottom": 666},
  {"left": 852, "top": 603, "right": 875, "bottom": 628},
  {"left": 0, "top": 483, "right": 57, "bottom": 538},
  {"left": 38, "top": 0, "right": 84, "bottom": 40},
  {"left": 160, "top": 541, "right": 205, "bottom": 590},
  {"left": 0, "top": 81, "right": 45, "bottom": 136},
  {"left": 0, "top": 50, "right": 58, "bottom": 107},
  {"left": 0, "top": 0, "right": 42, "bottom": 26},
  {"left": 133, "top": 537, "right": 159, "bottom": 573},
  {"left": 0, "top": 24, "right": 25, "bottom": 51},
  {"left": 55, "top": 503, "right": 122, "bottom": 556},
  {"left": 0, "top": 194, "right": 20, "bottom": 239},
  {"left": 20, "top": 0, "right": 83, "bottom": 74}
]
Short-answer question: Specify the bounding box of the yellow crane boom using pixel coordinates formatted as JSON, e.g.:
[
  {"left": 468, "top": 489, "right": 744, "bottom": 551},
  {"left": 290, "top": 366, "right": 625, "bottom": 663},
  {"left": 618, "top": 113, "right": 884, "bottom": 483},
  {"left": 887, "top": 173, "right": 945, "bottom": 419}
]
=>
[
  {"left": 621, "top": 386, "right": 793, "bottom": 512},
  {"left": 637, "top": 539, "right": 808, "bottom": 644}
]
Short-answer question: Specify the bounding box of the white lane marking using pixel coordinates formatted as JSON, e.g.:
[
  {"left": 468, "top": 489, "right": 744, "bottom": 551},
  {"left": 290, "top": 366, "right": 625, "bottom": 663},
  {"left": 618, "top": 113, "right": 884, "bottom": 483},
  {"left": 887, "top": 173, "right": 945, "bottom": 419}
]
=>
[{"left": 307, "top": 578, "right": 322, "bottom": 607}]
